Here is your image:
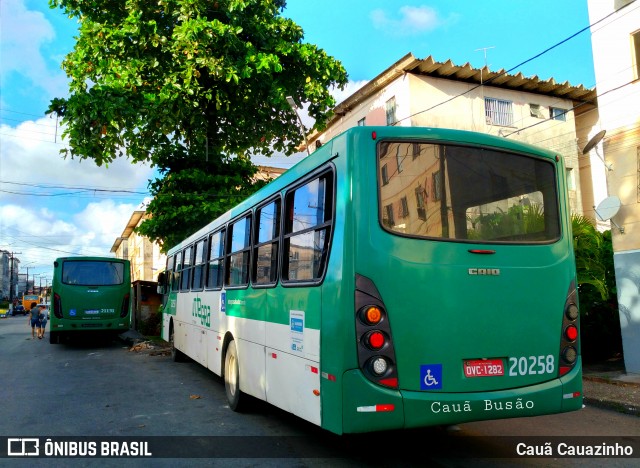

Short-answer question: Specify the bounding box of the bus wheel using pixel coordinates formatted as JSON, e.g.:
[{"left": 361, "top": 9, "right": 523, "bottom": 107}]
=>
[
  {"left": 224, "top": 340, "right": 245, "bottom": 412},
  {"left": 49, "top": 332, "right": 59, "bottom": 344},
  {"left": 170, "top": 326, "right": 186, "bottom": 362}
]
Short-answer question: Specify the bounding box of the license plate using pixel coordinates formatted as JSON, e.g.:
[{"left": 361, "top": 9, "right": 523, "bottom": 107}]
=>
[
  {"left": 464, "top": 358, "right": 504, "bottom": 377},
  {"left": 85, "top": 309, "right": 100, "bottom": 315}
]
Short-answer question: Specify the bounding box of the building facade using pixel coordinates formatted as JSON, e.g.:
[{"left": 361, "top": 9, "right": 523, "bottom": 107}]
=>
[
  {"left": 110, "top": 211, "right": 166, "bottom": 283},
  {"left": 307, "top": 53, "right": 596, "bottom": 217},
  {"left": 588, "top": 0, "right": 640, "bottom": 372}
]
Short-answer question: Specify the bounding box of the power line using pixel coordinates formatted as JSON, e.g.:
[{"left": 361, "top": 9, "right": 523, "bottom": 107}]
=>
[{"left": 394, "top": 5, "right": 624, "bottom": 126}]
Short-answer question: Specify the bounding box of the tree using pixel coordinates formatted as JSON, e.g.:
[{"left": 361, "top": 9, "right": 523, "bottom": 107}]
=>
[
  {"left": 571, "top": 215, "right": 621, "bottom": 361},
  {"left": 47, "top": 0, "right": 348, "bottom": 249}
]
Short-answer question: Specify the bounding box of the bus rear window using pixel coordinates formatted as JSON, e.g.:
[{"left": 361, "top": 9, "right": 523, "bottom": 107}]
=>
[
  {"left": 62, "top": 261, "right": 126, "bottom": 286},
  {"left": 378, "top": 141, "right": 560, "bottom": 243}
]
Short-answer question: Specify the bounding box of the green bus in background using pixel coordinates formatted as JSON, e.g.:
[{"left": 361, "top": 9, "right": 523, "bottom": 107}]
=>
[
  {"left": 50, "top": 256, "right": 131, "bottom": 344},
  {"left": 158, "top": 126, "right": 582, "bottom": 435}
]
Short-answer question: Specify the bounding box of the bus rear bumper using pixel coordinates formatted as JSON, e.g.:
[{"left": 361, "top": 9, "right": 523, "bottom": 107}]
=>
[{"left": 341, "top": 363, "right": 583, "bottom": 433}]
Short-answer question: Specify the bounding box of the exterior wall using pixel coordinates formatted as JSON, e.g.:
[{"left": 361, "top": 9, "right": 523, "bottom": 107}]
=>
[{"left": 588, "top": 0, "right": 640, "bottom": 372}]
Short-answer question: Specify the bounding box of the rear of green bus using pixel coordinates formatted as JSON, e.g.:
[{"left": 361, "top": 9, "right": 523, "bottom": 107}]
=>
[
  {"left": 337, "top": 127, "right": 581, "bottom": 433},
  {"left": 50, "top": 257, "right": 132, "bottom": 344}
]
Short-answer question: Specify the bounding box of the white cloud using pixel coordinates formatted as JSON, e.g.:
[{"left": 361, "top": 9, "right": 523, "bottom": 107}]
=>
[
  {"left": 0, "top": 117, "right": 154, "bottom": 276},
  {"left": 0, "top": 0, "right": 66, "bottom": 99},
  {"left": 370, "top": 5, "right": 453, "bottom": 36}
]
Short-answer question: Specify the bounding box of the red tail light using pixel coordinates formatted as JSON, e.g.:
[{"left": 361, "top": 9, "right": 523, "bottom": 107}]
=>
[
  {"left": 53, "top": 292, "right": 63, "bottom": 319},
  {"left": 366, "top": 331, "right": 385, "bottom": 350},
  {"left": 355, "top": 274, "right": 398, "bottom": 389},
  {"left": 558, "top": 282, "right": 580, "bottom": 376},
  {"left": 120, "top": 293, "right": 130, "bottom": 318},
  {"left": 565, "top": 325, "right": 578, "bottom": 342}
]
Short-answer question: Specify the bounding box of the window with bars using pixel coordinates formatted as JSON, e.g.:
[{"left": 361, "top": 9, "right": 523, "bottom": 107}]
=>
[
  {"left": 400, "top": 197, "right": 409, "bottom": 218},
  {"left": 386, "top": 97, "right": 397, "bottom": 126},
  {"left": 415, "top": 186, "right": 426, "bottom": 220},
  {"left": 485, "top": 97, "right": 513, "bottom": 127},
  {"left": 550, "top": 107, "right": 567, "bottom": 121},
  {"left": 381, "top": 164, "right": 389, "bottom": 185},
  {"left": 433, "top": 170, "right": 442, "bottom": 201}
]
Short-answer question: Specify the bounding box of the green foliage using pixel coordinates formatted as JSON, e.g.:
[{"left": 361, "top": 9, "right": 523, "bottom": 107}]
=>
[
  {"left": 571, "top": 215, "right": 621, "bottom": 361},
  {"left": 467, "top": 203, "right": 545, "bottom": 240},
  {"left": 47, "top": 0, "right": 348, "bottom": 249},
  {"left": 137, "top": 154, "right": 268, "bottom": 248}
]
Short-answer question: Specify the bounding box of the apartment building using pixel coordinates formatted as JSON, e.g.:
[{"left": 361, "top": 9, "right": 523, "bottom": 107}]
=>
[
  {"left": 588, "top": 0, "right": 640, "bottom": 372},
  {"left": 307, "top": 53, "right": 597, "bottom": 216}
]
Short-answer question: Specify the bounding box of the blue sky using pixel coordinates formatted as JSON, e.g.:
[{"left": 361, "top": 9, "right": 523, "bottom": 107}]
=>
[{"left": 0, "top": 0, "right": 596, "bottom": 281}]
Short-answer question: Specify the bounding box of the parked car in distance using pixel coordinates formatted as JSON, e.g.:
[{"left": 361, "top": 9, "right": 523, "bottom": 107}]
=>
[{"left": 12, "top": 305, "right": 26, "bottom": 316}]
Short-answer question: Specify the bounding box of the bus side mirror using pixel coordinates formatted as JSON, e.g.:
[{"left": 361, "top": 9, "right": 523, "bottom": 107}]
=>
[{"left": 157, "top": 272, "right": 166, "bottom": 294}]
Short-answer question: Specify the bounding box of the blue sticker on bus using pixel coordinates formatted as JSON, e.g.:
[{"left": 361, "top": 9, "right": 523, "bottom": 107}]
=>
[
  {"left": 420, "top": 364, "right": 443, "bottom": 390},
  {"left": 221, "top": 292, "right": 226, "bottom": 313},
  {"left": 70, "top": 309, "right": 76, "bottom": 316},
  {"left": 291, "top": 317, "right": 303, "bottom": 333}
]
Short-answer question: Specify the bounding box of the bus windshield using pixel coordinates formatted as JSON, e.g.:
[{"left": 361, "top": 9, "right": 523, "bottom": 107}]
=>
[
  {"left": 61, "top": 260, "right": 125, "bottom": 286},
  {"left": 378, "top": 141, "right": 560, "bottom": 243}
]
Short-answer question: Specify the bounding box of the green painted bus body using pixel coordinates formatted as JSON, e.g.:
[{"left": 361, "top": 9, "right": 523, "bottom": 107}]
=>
[
  {"left": 162, "top": 126, "right": 581, "bottom": 434},
  {"left": 50, "top": 256, "right": 132, "bottom": 342}
]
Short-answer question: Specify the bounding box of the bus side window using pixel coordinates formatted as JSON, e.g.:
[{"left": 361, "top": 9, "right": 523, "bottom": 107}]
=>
[
  {"left": 192, "top": 239, "right": 207, "bottom": 290},
  {"left": 165, "top": 255, "right": 174, "bottom": 293},
  {"left": 172, "top": 253, "right": 182, "bottom": 292},
  {"left": 207, "top": 230, "right": 225, "bottom": 290},
  {"left": 283, "top": 171, "right": 334, "bottom": 282},
  {"left": 253, "top": 198, "right": 281, "bottom": 285},
  {"left": 180, "top": 246, "right": 193, "bottom": 291},
  {"left": 226, "top": 215, "right": 251, "bottom": 287}
]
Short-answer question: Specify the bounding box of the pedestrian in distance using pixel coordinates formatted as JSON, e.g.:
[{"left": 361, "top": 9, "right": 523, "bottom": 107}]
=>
[
  {"left": 28, "top": 302, "right": 41, "bottom": 339},
  {"left": 38, "top": 307, "right": 47, "bottom": 339}
]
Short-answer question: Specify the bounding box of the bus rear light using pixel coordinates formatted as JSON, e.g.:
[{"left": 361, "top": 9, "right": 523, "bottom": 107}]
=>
[
  {"left": 566, "top": 303, "right": 579, "bottom": 321},
  {"left": 120, "top": 293, "right": 130, "bottom": 318},
  {"left": 379, "top": 377, "right": 398, "bottom": 388},
  {"left": 366, "top": 331, "right": 385, "bottom": 350},
  {"left": 558, "top": 283, "right": 580, "bottom": 377},
  {"left": 53, "top": 293, "right": 63, "bottom": 319},
  {"left": 562, "top": 346, "right": 577, "bottom": 364},
  {"left": 362, "top": 306, "right": 382, "bottom": 325},
  {"left": 356, "top": 274, "right": 399, "bottom": 388},
  {"left": 371, "top": 357, "right": 388, "bottom": 375},
  {"left": 564, "top": 325, "right": 578, "bottom": 342}
]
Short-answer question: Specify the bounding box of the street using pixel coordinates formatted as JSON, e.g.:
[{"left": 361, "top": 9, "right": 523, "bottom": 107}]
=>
[{"left": 1, "top": 315, "right": 638, "bottom": 467}]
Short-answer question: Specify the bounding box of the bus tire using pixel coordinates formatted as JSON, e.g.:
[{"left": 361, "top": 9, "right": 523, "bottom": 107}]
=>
[
  {"left": 170, "top": 325, "right": 187, "bottom": 362},
  {"left": 49, "top": 331, "right": 59, "bottom": 344},
  {"left": 224, "top": 340, "right": 246, "bottom": 412}
]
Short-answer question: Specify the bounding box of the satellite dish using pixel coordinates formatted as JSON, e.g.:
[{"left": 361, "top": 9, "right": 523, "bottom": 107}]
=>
[
  {"left": 582, "top": 130, "right": 606, "bottom": 155},
  {"left": 594, "top": 196, "right": 621, "bottom": 221}
]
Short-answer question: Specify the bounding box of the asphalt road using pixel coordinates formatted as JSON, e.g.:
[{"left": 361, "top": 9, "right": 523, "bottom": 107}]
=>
[{"left": 1, "top": 315, "right": 638, "bottom": 467}]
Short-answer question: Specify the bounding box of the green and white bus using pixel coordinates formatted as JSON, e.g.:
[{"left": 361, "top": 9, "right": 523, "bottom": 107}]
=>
[
  {"left": 158, "top": 126, "right": 582, "bottom": 434},
  {"left": 50, "top": 256, "right": 132, "bottom": 344}
]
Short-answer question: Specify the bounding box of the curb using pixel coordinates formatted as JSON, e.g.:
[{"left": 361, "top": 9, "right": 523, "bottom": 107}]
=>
[
  {"left": 583, "top": 396, "right": 640, "bottom": 417},
  {"left": 583, "top": 375, "right": 640, "bottom": 387}
]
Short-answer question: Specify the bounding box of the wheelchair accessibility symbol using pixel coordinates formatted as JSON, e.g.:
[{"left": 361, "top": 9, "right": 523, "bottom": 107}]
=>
[{"left": 420, "top": 364, "right": 443, "bottom": 390}]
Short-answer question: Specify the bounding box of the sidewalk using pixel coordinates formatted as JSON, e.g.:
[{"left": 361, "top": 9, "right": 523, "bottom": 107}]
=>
[{"left": 582, "top": 358, "right": 640, "bottom": 417}]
